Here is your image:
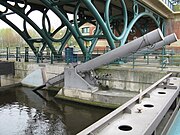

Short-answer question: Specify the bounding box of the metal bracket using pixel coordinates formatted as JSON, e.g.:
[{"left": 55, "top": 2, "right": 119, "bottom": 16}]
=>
[{"left": 64, "top": 66, "right": 98, "bottom": 92}]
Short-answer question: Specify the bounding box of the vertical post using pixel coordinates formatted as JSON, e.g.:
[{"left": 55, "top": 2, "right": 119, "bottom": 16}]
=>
[
  {"left": 36, "top": 47, "right": 39, "bottom": 63},
  {"left": 161, "top": 45, "right": 166, "bottom": 70},
  {"left": 40, "top": 52, "right": 43, "bottom": 63},
  {"left": 46, "top": 47, "right": 50, "bottom": 57},
  {"left": 25, "top": 47, "right": 29, "bottom": 62},
  {"left": 6, "top": 47, "right": 9, "bottom": 61},
  {"left": 77, "top": 54, "right": 79, "bottom": 62},
  {"left": 132, "top": 52, "right": 135, "bottom": 69},
  {"left": 16, "top": 47, "right": 19, "bottom": 61},
  {"left": 144, "top": 54, "right": 146, "bottom": 59},
  {"left": 50, "top": 51, "right": 54, "bottom": 64},
  {"left": 19, "top": 47, "right": 21, "bottom": 62},
  {"left": 161, "top": 56, "right": 163, "bottom": 70},
  {"left": 60, "top": 53, "right": 62, "bottom": 62},
  {"left": 36, "top": 53, "right": 39, "bottom": 63}
]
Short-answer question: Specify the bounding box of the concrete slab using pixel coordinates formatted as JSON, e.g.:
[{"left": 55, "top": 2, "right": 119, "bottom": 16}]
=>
[
  {"left": 56, "top": 88, "right": 138, "bottom": 108},
  {"left": 21, "top": 68, "right": 45, "bottom": 87}
]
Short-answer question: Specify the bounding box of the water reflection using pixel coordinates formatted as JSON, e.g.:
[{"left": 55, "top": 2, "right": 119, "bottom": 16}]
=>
[{"left": 0, "top": 87, "right": 112, "bottom": 135}]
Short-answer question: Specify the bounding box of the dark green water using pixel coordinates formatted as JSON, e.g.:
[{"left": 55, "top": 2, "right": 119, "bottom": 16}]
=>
[{"left": 0, "top": 87, "right": 112, "bottom": 135}]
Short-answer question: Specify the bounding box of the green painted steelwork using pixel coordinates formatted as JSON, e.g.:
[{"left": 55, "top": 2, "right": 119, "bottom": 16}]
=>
[
  {"left": 6, "top": 47, "right": 9, "bottom": 61},
  {"left": 2, "top": 2, "right": 57, "bottom": 54},
  {"left": 0, "top": 1, "right": 57, "bottom": 58},
  {"left": 24, "top": 47, "right": 29, "bottom": 62},
  {"left": 105, "top": 0, "right": 128, "bottom": 41},
  {"left": 16, "top": 47, "right": 20, "bottom": 62},
  {"left": 40, "top": 0, "right": 88, "bottom": 60},
  {"left": 121, "top": 12, "right": 160, "bottom": 46},
  {"left": 0, "top": 14, "right": 37, "bottom": 55},
  {"left": 0, "top": 0, "right": 165, "bottom": 62},
  {"left": 81, "top": 0, "right": 116, "bottom": 50},
  {"left": 74, "top": 1, "right": 100, "bottom": 42}
]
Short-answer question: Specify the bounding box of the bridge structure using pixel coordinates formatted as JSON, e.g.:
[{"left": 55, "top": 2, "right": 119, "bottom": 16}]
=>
[
  {"left": 20, "top": 28, "right": 178, "bottom": 135},
  {"left": 0, "top": 0, "right": 175, "bottom": 61},
  {"left": 1, "top": 0, "right": 180, "bottom": 135}
]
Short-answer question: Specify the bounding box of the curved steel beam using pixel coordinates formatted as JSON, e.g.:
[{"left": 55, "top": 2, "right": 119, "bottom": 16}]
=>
[
  {"left": 42, "top": 8, "right": 69, "bottom": 43},
  {"left": 105, "top": 0, "right": 128, "bottom": 41},
  {"left": 58, "top": 32, "right": 72, "bottom": 54},
  {"left": 58, "top": 19, "right": 89, "bottom": 55},
  {"left": 0, "top": 1, "right": 57, "bottom": 55},
  {"left": 88, "top": 29, "right": 102, "bottom": 56},
  {"left": 121, "top": 12, "right": 160, "bottom": 46},
  {"left": 74, "top": 1, "right": 100, "bottom": 42},
  {"left": 0, "top": 15, "right": 37, "bottom": 55},
  {"left": 81, "top": 0, "right": 116, "bottom": 50},
  {"left": 40, "top": 0, "right": 87, "bottom": 59}
]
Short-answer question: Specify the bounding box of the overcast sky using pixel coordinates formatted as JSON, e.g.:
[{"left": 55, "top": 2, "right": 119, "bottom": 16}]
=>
[
  {"left": 0, "top": 20, "right": 9, "bottom": 28},
  {"left": 0, "top": 10, "right": 64, "bottom": 30}
]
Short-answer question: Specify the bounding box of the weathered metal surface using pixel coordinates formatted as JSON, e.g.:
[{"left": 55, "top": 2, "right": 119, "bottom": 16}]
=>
[
  {"left": 46, "top": 72, "right": 64, "bottom": 87},
  {"left": 124, "top": 33, "right": 178, "bottom": 62},
  {"left": 145, "top": 33, "right": 178, "bottom": 51},
  {"left": 0, "top": 61, "right": 15, "bottom": 75},
  {"left": 78, "top": 73, "right": 180, "bottom": 135},
  {"left": 75, "top": 28, "right": 164, "bottom": 73},
  {"left": 64, "top": 29, "right": 164, "bottom": 91}
]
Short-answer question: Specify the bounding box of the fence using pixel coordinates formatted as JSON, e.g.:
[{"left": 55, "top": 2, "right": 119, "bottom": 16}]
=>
[
  {"left": 162, "top": 0, "right": 174, "bottom": 11},
  {"left": 0, "top": 46, "right": 180, "bottom": 70}
]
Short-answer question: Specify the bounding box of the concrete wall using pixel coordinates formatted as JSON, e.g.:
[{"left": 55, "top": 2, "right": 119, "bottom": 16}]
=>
[
  {"left": 0, "top": 75, "right": 19, "bottom": 86},
  {"left": 1, "top": 62, "right": 168, "bottom": 93},
  {"left": 0, "top": 62, "right": 65, "bottom": 87},
  {"left": 14, "top": 62, "right": 65, "bottom": 80},
  {"left": 96, "top": 66, "right": 167, "bottom": 92}
]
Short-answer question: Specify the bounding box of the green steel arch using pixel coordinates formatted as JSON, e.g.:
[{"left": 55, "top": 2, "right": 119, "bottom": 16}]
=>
[
  {"left": 121, "top": 12, "right": 160, "bottom": 46},
  {"left": 0, "top": 13, "right": 37, "bottom": 55},
  {"left": 0, "top": 0, "right": 165, "bottom": 61},
  {"left": 0, "top": 1, "right": 58, "bottom": 56}
]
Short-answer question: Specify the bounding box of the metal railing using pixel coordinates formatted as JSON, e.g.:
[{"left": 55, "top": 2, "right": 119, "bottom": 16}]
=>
[
  {"left": 162, "top": 0, "right": 174, "bottom": 11},
  {"left": 1, "top": 47, "right": 180, "bottom": 70},
  {"left": 120, "top": 50, "right": 180, "bottom": 69}
]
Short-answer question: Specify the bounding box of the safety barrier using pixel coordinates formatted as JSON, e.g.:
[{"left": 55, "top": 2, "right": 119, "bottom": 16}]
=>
[{"left": 1, "top": 47, "right": 180, "bottom": 69}]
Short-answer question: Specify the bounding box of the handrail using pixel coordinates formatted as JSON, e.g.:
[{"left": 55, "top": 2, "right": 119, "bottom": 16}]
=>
[{"left": 162, "top": 0, "right": 174, "bottom": 11}]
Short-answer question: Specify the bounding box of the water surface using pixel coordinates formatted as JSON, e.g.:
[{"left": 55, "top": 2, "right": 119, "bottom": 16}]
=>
[
  {"left": 0, "top": 87, "right": 112, "bottom": 135},
  {"left": 167, "top": 110, "right": 180, "bottom": 135}
]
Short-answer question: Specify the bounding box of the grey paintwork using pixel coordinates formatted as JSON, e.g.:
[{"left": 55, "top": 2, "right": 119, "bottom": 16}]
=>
[
  {"left": 75, "top": 28, "right": 164, "bottom": 73},
  {"left": 78, "top": 73, "right": 180, "bottom": 135}
]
